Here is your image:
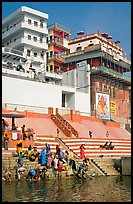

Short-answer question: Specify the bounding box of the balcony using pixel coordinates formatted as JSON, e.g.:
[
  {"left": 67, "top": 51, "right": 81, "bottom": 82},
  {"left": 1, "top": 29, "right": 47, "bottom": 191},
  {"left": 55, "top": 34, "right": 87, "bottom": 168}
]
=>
[
  {"left": 2, "top": 20, "right": 48, "bottom": 39},
  {"left": 91, "top": 66, "right": 131, "bottom": 83},
  {"left": 48, "top": 23, "right": 70, "bottom": 34},
  {"left": 43, "top": 71, "right": 62, "bottom": 80},
  {"left": 48, "top": 54, "right": 64, "bottom": 63},
  {"left": 5, "top": 36, "right": 48, "bottom": 51}
]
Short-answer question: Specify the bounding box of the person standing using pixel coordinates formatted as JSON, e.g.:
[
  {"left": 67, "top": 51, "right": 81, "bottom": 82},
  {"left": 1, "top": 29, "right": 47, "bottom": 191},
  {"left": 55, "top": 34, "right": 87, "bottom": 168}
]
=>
[
  {"left": 80, "top": 144, "right": 85, "bottom": 159},
  {"left": 16, "top": 139, "right": 23, "bottom": 156},
  {"left": 56, "top": 145, "right": 61, "bottom": 157},
  {"left": 88, "top": 131, "right": 93, "bottom": 138},
  {"left": 4, "top": 134, "right": 9, "bottom": 150},
  {"left": 45, "top": 143, "right": 51, "bottom": 155},
  {"left": 57, "top": 128, "right": 60, "bottom": 137},
  {"left": 58, "top": 158, "right": 63, "bottom": 177},
  {"left": 21, "top": 125, "right": 26, "bottom": 140},
  {"left": 33, "top": 132, "right": 37, "bottom": 141},
  {"left": 40, "top": 148, "right": 47, "bottom": 166},
  {"left": 53, "top": 154, "right": 59, "bottom": 177},
  {"left": 106, "top": 131, "right": 109, "bottom": 138}
]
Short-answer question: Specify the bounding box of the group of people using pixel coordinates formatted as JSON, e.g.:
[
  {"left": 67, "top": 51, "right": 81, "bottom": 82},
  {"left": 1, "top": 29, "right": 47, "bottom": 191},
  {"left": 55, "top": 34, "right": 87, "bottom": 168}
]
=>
[
  {"left": 15, "top": 143, "right": 71, "bottom": 180},
  {"left": 100, "top": 141, "right": 114, "bottom": 150}
]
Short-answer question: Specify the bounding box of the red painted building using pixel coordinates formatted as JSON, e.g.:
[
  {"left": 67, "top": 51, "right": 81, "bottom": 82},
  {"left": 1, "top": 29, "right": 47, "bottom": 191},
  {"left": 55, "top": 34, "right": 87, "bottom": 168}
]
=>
[
  {"left": 63, "top": 32, "right": 131, "bottom": 122},
  {"left": 47, "top": 22, "right": 70, "bottom": 74}
]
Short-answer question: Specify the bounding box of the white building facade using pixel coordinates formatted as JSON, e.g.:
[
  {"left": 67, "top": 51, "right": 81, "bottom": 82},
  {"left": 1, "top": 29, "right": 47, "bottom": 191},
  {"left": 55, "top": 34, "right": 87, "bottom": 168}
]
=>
[
  {"left": 2, "top": 6, "right": 91, "bottom": 115},
  {"left": 2, "top": 6, "right": 48, "bottom": 72}
]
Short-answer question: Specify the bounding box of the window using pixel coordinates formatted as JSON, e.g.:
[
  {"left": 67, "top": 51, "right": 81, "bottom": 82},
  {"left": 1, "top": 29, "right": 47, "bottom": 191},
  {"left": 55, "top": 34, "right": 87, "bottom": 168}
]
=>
[
  {"left": 28, "top": 19, "right": 31, "bottom": 25},
  {"left": 34, "top": 21, "right": 38, "bottom": 26},
  {"left": 40, "top": 22, "right": 43, "bottom": 28},
  {"left": 46, "top": 66, "right": 48, "bottom": 71},
  {"left": 110, "top": 87, "right": 115, "bottom": 98},
  {"left": 28, "top": 35, "right": 31, "bottom": 40},
  {"left": 50, "top": 51, "right": 53, "bottom": 58},
  {"left": 40, "top": 38, "right": 43, "bottom": 43},
  {"left": 33, "top": 37, "right": 37, "bottom": 42},
  {"left": 27, "top": 50, "right": 31, "bottom": 57},
  {"left": 50, "top": 36, "right": 52, "bottom": 42},
  {"left": 41, "top": 51, "right": 44, "bottom": 58},
  {"left": 77, "top": 46, "right": 82, "bottom": 52},
  {"left": 50, "top": 65, "right": 53, "bottom": 72},
  {"left": 34, "top": 52, "right": 37, "bottom": 57},
  {"left": 62, "top": 93, "right": 65, "bottom": 107},
  {"left": 46, "top": 52, "right": 49, "bottom": 59},
  {"left": 46, "top": 37, "right": 48, "bottom": 43}
]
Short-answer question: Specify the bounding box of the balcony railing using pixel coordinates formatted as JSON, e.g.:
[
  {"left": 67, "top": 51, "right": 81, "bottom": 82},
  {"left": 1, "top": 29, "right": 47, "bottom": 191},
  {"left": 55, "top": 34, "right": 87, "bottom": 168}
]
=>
[
  {"left": 48, "top": 54, "right": 64, "bottom": 62},
  {"left": 4, "top": 103, "right": 49, "bottom": 114},
  {"left": 2, "top": 47, "right": 24, "bottom": 56},
  {"left": 48, "top": 23, "right": 69, "bottom": 33},
  {"left": 91, "top": 66, "right": 131, "bottom": 82}
]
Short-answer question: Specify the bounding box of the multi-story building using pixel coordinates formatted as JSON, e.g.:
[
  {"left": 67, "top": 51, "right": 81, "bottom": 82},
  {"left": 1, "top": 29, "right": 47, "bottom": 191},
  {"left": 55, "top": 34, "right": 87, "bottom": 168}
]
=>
[
  {"left": 2, "top": 7, "right": 90, "bottom": 115},
  {"left": 63, "top": 32, "right": 131, "bottom": 123},
  {"left": 46, "top": 22, "right": 70, "bottom": 83},
  {"left": 2, "top": 6, "right": 48, "bottom": 73}
]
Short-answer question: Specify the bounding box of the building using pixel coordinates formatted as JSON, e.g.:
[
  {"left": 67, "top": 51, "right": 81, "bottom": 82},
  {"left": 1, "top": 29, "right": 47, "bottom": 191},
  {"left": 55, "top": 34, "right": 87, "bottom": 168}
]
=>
[
  {"left": 63, "top": 32, "right": 131, "bottom": 125},
  {"left": 2, "top": 7, "right": 90, "bottom": 115},
  {"left": 2, "top": 6, "right": 48, "bottom": 73},
  {"left": 45, "top": 22, "right": 70, "bottom": 84}
]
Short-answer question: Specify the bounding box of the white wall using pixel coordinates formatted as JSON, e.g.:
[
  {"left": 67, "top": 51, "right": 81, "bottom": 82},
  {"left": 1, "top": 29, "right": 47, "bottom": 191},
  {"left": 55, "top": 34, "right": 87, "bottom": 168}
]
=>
[
  {"left": 2, "top": 76, "right": 91, "bottom": 114},
  {"left": 2, "top": 76, "right": 62, "bottom": 108},
  {"left": 75, "top": 92, "right": 90, "bottom": 114}
]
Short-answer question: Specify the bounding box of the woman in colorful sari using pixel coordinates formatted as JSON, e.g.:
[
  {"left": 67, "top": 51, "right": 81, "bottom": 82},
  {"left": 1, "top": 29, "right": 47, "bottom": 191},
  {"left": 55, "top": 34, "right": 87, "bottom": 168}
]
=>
[
  {"left": 17, "top": 139, "right": 23, "bottom": 156},
  {"left": 80, "top": 144, "right": 85, "bottom": 159},
  {"left": 40, "top": 147, "right": 47, "bottom": 166}
]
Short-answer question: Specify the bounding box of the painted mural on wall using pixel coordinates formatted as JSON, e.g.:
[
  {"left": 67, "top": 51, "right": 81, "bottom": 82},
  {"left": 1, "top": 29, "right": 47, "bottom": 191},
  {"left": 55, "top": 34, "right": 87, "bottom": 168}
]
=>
[{"left": 96, "top": 92, "right": 110, "bottom": 120}]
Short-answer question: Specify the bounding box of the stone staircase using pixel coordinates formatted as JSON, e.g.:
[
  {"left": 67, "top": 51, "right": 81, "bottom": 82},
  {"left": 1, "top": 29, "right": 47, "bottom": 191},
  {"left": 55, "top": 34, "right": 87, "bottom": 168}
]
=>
[
  {"left": 59, "top": 137, "right": 131, "bottom": 159},
  {"left": 91, "top": 158, "right": 120, "bottom": 176}
]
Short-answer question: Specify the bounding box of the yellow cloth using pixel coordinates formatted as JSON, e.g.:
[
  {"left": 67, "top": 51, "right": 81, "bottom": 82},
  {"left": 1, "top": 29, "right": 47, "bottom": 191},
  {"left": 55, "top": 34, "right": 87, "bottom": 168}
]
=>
[
  {"left": 17, "top": 147, "right": 22, "bottom": 155},
  {"left": 17, "top": 139, "right": 23, "bottom": 144}
]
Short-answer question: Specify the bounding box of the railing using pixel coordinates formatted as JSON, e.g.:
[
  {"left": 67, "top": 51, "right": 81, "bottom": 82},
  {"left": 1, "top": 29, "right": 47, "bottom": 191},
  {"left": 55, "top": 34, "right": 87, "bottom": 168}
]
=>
[
  {"left": 48, "top": 54, "right": 64, "bottom": 61},
  {"left": 51, "top": 114, "right": 72, "bottom": 137},
  {"left": 80, "top": 112, "right": 91, "bottom": 117},
  {"left": 2, "top": 47, "right": 24, "bottom": 56},
  {"left": 58, "top": 108, "right": 71, "bottom": 116},
  {"left": 48, "top": 23, "right": 69, "bottom": 33},
  {"left": 91, "top": 66, "right": 131, "bottom": 82},
  {"left": 48, "top": 38, "right": 63, "bottom": 45},
  {"left": 64, "top": 50, "right": 84, "bottom": 58},
  {"left": 4, "top": 103, "right": 49, "bottom": 114},
  {"left": 56, "top": 113, "right": 79, "bottom": 138}
]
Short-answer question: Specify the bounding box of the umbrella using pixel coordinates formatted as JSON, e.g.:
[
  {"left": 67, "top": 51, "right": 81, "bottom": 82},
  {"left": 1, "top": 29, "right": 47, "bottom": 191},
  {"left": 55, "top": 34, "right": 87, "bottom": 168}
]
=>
[{"left": 2, "top": 109, "right": 25, "bottom": 128}]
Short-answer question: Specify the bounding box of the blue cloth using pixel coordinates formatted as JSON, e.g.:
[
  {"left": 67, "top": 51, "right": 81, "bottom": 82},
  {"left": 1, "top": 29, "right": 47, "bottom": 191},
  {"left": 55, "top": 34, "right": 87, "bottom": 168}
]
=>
[
  {"left": 29, "top": 168, "right": 36, "bottom": 177},
  {"left": 46, "top": 144, "right": 50, "bottom": 153},
  {"left": 18, "top": 154, "right": 23, "bottom": 168},
  {"left": 40, "top": 148, "right": 46, "bottom": 166},
  {"left": 60, "top": 150, "right": 65, "bottom": 159}
]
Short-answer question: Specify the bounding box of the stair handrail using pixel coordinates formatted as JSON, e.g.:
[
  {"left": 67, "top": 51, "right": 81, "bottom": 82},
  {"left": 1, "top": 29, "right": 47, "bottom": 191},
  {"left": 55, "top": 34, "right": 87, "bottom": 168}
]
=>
[
  {"left": 56, "top": 113, "right": 79, "bottom": 138},
  {"left": 51, "top": 114, "right": 72, "bottom": 137},
  {"left": 55, "top": 137, "right": 79, "bottom": 160}
]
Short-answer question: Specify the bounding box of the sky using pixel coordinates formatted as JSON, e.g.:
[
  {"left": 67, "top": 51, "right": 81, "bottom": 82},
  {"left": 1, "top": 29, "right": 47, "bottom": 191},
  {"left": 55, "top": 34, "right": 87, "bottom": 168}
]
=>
[{"left": 2, "top": 2, "right": 131, "bottom": 59}]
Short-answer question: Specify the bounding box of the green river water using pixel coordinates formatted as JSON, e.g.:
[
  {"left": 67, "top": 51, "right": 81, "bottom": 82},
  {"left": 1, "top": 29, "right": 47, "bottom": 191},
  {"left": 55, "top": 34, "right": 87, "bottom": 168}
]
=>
[{"left": 2, "top": 175, "right": 131, "bottom": 202}]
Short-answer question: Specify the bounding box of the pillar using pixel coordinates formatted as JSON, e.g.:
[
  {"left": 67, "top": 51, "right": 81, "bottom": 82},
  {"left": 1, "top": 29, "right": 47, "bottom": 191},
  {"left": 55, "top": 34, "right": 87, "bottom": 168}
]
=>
[{"left": 48, "top": 107, "right": 53, "bottom": 115}]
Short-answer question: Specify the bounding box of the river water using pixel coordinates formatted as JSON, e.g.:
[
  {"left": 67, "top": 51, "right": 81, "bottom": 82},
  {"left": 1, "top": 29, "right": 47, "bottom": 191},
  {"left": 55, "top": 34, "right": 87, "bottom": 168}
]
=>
[{"left": 2, "top": 175, "right": 131, "bottom": 202}]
